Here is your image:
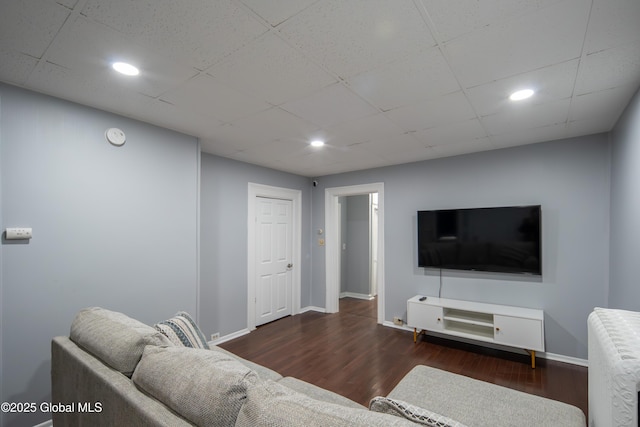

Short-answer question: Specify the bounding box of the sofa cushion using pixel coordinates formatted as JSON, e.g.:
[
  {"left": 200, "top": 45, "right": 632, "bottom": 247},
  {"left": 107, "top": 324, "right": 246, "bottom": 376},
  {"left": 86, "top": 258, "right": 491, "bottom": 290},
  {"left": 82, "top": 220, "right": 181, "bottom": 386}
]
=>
[
  {"left": 277, "top": 377, "right": 365, "bottom": 409},
  {"left": 69, "top": 307, "right": 172, "bottom": 377},
  {"left": 132, "top": 345, "right": 259, "bottom": 427},
  {"left": 370, "top": 396, "right": 468, "bottom": 427},
  {"left": 154, "top": 311, "right": 210, "bottom": 349},
  {"left": 235, "top": 379, "right": 416, "bottom": 427},
  {"left": 211, "top": 345, "right": 284, "bottom": 381},
  {"left": 387, "top": 365, "right": 586, "bottom": 427}
]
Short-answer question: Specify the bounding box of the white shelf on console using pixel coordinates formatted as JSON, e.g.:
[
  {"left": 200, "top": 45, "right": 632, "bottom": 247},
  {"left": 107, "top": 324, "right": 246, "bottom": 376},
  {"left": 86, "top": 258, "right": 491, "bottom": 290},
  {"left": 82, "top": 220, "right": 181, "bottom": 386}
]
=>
[{"left": 407, "top": 296, "right": 544, "bottom": 368}]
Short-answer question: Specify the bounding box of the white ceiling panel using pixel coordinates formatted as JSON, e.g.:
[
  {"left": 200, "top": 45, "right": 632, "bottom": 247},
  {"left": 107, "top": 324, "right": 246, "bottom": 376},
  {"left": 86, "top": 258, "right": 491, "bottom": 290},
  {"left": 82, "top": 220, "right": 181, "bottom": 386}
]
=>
[
  {"left": 585, "top": 0, "right": 640, "bottom": 54},
  {"left": 208, "top": 33, "right": 337, "bottom": 106},
  {"left": 240, "top": 0, "right": 319, "bottom": 27},
  {"left": 160, "top": 74, "right": 270, "bottom": 124},
  {"left": 280, "top": 83, "right": 378, "bottom": 128},
  {"left": 575, "top": 43, "right": 640, "bottom": 95},
  {"left": 43, "top": 15, "right": 198, "bottom": 99},
  {"left": 278, "top": 0, "right": 436, "bottom": 79},
  {"left": 81, "top": 0, "right": 269, "bottom": 70},
  {"left": 0, "top": 0, "right": 70, "bottom": 58},
  {"left": 430, "top": 138, "right": 494, "bottom": 159},
  {"left": 323, "top": 113, "right": 406, "bottom": 148},
  {"left": 226, "top": 107, "right": 319, "bottom": 148},
  {"left": 420, "top": 0, "right": 564, "bottom": 43},
  {"left": 384, "top": 91, "right": 477, "bottom": 132},
  {"left": 482, "top": 98, "right": 571, "bottom": 136},
  {"left": 569, "top": 85, "right": 636, "bottom": 127},
  {"left": 1, "top": 0, "right": 638, "bottom": 176},
  {"left": 347, "top": 46, "right": 460, "bottom": 112},
  {"left": 490, "top": 122, "right": 568, "bottom": 148},
  {"left": 444, "top": 0, "right": 590, "bottom": 88},
  {"left": 466, "top": 60, "right": 579, "bottom": 117},
  {"left": 414, "top": 119, "right": 488, "bottom": 147},
  {"left": 0, "top": 48, "right": 40, "bottom": 86}
]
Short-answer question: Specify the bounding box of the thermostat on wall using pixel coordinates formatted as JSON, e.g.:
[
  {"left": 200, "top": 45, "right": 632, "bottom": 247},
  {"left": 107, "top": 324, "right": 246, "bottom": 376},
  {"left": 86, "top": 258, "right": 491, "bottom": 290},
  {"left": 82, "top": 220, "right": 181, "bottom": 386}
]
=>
[
  {"left": 105, "top": 128, "right": 126, "bottom": 146},
  {"left": 5, "top": 227, "right": 33, "bottom": 240}
]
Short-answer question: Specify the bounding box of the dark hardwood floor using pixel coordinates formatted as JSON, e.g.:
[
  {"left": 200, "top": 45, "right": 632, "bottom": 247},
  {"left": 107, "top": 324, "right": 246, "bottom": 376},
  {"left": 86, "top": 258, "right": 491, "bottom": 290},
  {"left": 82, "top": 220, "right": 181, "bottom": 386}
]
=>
[{"left": 220, "top": 297, "right": 588, "bottom": 418}]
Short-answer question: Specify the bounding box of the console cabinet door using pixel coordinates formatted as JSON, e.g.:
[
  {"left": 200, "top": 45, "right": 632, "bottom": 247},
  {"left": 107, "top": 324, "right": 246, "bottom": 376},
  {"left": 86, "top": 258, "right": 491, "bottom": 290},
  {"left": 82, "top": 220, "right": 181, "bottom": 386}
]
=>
[
  {"left": 494, "top": 315, "right": 544, "bottom": 351},
  {"left": 408, "top": 303, "right": 443, "bottom": 331}
]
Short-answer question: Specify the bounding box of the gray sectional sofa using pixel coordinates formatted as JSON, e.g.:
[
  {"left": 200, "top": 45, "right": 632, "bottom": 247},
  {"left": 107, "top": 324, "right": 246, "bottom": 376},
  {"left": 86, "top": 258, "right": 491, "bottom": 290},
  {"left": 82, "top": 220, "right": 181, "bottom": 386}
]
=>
[{"left": 51, "top": 307, "right": 586, "bottom": 426}]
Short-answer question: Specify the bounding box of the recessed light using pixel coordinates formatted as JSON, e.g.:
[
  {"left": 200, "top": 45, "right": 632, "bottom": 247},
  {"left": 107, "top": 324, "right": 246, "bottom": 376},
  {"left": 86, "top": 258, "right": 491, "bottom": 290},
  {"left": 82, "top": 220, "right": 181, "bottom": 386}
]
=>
[
  {"left": 509, "top": 89, "right": 534, "bottom": 101},
  {"left": 112, "top": 62, "right": 140, "bottom": 76},
  {"left": 310, "top": 139, "right": 325, "bottom": 147}
]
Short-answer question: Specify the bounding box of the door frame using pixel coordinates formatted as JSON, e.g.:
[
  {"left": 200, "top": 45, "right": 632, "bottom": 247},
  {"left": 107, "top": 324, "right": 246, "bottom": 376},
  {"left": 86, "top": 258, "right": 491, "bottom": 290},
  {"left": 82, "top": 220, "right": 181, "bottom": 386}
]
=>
[
  {"left": 247, "top": 183, "right": 301, "bottom": 331},
  {"left": 325, "top": 183, "right": 385, "bottom": 324}
]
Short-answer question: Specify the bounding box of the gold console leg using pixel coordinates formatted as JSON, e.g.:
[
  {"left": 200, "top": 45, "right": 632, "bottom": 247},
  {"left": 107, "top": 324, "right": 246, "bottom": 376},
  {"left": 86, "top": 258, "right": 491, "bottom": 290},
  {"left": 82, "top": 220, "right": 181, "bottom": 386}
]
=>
[
  {"left": 413, "top": 328, "right": 417, "bottom": 343},
  {"left": 527, "top": 350, "right": 536, "bottom": 369}
]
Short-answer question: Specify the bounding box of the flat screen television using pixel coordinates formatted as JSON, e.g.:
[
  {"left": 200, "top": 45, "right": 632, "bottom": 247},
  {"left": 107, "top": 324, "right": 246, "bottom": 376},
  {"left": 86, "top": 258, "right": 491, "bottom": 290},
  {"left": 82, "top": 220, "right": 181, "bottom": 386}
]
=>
[{"left": 417, "top": 205, "right": 541, "bottom": 275}]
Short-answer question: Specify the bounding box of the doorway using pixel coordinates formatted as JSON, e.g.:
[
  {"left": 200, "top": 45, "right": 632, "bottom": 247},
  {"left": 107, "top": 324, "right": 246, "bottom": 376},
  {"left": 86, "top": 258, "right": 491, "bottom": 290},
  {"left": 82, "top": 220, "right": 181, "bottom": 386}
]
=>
[
  {"left": 338, "top": 194, "right": 378, "bottom": 300},
  {"left": 247, "top": 183, "right": 301, "bottom": 330},
  {"left": 325, "top": 183, "right": 385, "bottom": 324}
]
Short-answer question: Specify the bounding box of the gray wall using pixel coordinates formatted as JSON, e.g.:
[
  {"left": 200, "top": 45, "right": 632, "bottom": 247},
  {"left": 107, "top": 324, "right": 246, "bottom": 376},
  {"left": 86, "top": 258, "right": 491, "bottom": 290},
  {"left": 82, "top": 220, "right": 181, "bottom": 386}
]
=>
[
  {"left": 609, "top": 88, "right": 640, "bottom": 309},
  {"left": 312, "top": 135, "right": 611, "bottom": 359},
  {"left": 199, "top": 153, "right": 312, "bottom": 338},
  {"left": 0, "top": 84, "right": 199, "bottom": 427},
  {"left": 341, "top": 195, "right": 371, "bottom": 296}
]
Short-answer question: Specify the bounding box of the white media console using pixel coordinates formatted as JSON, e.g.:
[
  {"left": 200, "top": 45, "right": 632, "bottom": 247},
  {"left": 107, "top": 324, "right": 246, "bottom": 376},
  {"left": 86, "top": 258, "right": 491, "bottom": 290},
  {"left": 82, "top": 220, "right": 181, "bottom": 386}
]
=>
[{"left": 407, "top": 295, "right": 545, "bottom": 368}]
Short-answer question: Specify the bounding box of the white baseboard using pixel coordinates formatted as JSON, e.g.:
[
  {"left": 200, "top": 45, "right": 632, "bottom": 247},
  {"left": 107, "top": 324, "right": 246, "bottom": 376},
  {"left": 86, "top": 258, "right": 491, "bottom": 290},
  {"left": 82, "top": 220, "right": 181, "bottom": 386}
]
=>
[
  {"left": 209, "top": 328, "right": 250, "bottom": 345},
  {"left": 381, "top": 322, "right": 588, "bottom": 367},
  {"left": 299, "top": 306, "right": 326, "bottom": 314},
  {"left": 33, "top": 420, "right": 53, "bottom": 427},
  {"left": 339, "top": 292, "right": 374, "bottom": 300}
]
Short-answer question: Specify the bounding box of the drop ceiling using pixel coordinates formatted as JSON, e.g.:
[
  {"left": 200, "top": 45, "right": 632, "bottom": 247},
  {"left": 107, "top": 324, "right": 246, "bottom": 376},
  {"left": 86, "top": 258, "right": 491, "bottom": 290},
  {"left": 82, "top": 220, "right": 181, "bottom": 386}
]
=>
[{"left": 1, "top": 0, "right": 639, "bottom": 177}]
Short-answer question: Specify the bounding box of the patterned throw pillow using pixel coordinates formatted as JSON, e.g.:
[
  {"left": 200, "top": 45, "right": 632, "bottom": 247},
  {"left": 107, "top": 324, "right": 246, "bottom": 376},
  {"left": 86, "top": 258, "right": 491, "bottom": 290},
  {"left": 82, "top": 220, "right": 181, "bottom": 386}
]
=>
[
  {"left": 155, "top": 311, "right": 210, "bottom": 349},
  {"left": 369, "top": 396, "right": 468, "bottom": 427}
]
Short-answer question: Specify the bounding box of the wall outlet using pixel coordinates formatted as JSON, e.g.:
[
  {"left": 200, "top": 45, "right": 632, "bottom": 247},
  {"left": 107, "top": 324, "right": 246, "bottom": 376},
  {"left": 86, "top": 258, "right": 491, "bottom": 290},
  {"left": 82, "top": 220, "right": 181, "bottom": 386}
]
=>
[
  {"left": 210, "top": 333, "right": 220, "bottom": 341},
  {"left": 393, "top": 317, "right": 403, "bottom": 326}
]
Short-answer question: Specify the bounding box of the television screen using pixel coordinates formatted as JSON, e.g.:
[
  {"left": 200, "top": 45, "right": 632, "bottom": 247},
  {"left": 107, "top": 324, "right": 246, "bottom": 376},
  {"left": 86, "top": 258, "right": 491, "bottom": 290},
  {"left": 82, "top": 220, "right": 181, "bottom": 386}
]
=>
[{"left": 417, "top": 205, "right": 541, "bottom": 275}]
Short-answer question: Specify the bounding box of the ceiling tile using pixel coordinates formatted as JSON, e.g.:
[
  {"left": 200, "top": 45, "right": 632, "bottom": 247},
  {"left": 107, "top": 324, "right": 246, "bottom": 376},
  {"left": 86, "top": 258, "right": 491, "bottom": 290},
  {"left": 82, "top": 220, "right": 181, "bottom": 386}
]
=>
[
  {"left": 81, "top": 0, "right": 268, "bottom": 70},
  {"left": 414, "top": 119, "right": 488, "bottom": 147},
  {"left": 0, "top": 49, "right": 40, "bottom": 85},
  {"left": 420, "top": 0, "right": 564, "bottom": 43},
  {"left": 56, "top": 0, "right": 79, "bottom": 8},
  {"left": 430, "top": 138, "right": 494, "bottom": 158},
  {"left": 280, "top": 83, "right": 378, "bottom": 128},
  {"left": 323, "top": 113, "right": 406, "bottom": 148},
  {"left": 481, "top": 98, "right": 571, "bottom": 136},
  {"left": 160, "top": 74, "right": 270, "bottom": 123},
  {"left": 226, "top": 107, "right": 319, "bottom": 147},
  {"left": 208, "top": 33, "right": 337, "bottom": 106},
  {"left": 0, "top": 0, "right": 70, "bottom": 58},
  {"left": 490, "top": 122, "right": 568, "bottom": 148},
  {"left": 585, "top": 0, "right": 640, "bottom": 54},
  {"left": 444, "top": 0, "right": 590, "bottom": 88},
  {"left": 240, "top": 0, "right": 319, "bottom": 27},
  {"left": 466, "top": 60, "right": 579, "bottom": 117},
  {"left": 384, "top": 91, "right": 477, "bottom": 132},
  {"left": 569, "top": 85, "right": 636, "bottom": 128},
  {"left": 347, "top": 46, "right": 460, "bottom": 111},
  {"left": 43, "top": 15, "right": 198, "bottom": 98},
  {"left": 575, "top": 43, "right": 640, "bottom": 95},
  {"left": 278, "top": 0, "right": 435, "bottom": 79}
]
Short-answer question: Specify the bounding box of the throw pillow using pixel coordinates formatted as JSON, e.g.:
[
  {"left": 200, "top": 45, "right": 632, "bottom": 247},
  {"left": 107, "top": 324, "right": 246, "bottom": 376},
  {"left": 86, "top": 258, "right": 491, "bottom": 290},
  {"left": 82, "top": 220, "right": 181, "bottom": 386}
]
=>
[
  {"left": 369, "top": 396, "right": 469, "bottom": 427},
  {"left": 155, "top": 311, "right": 210, "bottom": 349}
]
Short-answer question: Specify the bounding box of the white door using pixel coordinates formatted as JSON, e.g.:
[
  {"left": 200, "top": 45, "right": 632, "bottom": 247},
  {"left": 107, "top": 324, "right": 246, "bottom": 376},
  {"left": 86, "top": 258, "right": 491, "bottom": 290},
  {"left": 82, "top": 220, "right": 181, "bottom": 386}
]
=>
[{"left": 255, "top": 197, "right": 293, "bottom": 326}]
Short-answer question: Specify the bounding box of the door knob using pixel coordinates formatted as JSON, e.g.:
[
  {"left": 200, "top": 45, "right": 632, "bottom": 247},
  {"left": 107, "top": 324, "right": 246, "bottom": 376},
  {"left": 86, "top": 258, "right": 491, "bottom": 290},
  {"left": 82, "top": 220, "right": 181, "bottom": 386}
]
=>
[{"left": 287, "top": 263, "right": 293, "bottom": 269}]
